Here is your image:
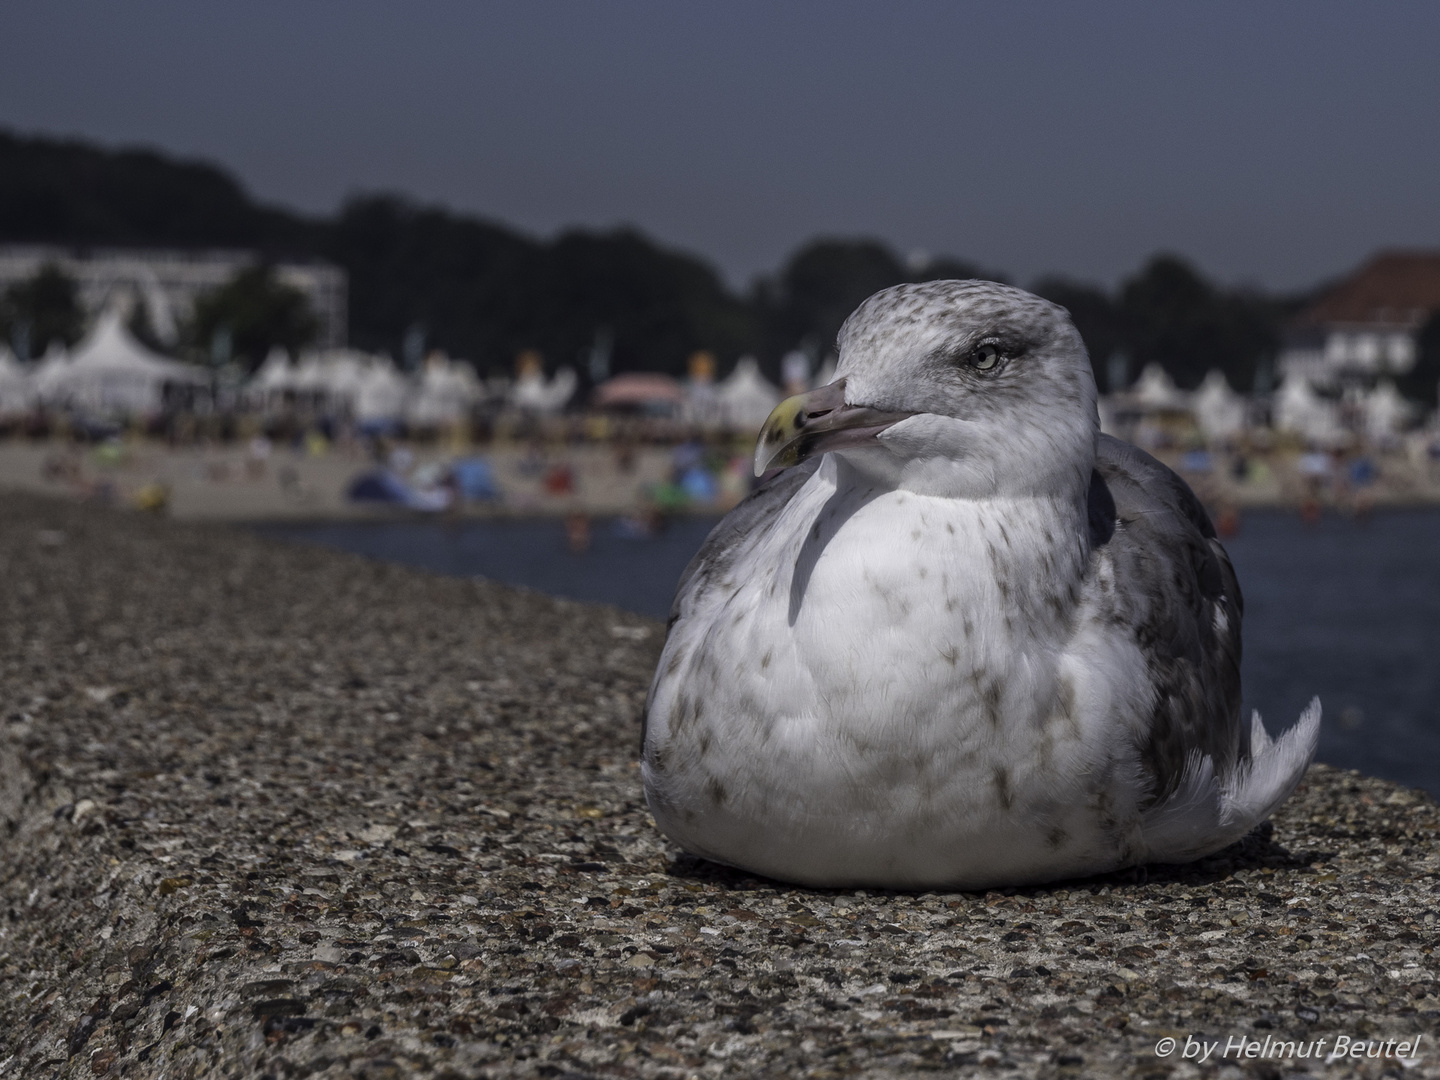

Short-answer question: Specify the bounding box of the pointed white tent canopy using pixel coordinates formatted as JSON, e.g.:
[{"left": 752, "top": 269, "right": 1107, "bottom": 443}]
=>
[
  {"left": 407, "top": 353, "right": 481, "bottom": 427},
  {"left": 1274, "top": 372, "right": 1342, "bottom": 444},
  {"left": 1192, "top": 369, "right": 1247, "bottom": 442},
  {"left": 291, "top": 351, "right": 330, "bottom": 395},
  {"left": 1361, "top": 379, "right": 1416, "bottom": 441},
  {"left": 60, "top": 310, "right": 205, "bottom": 415},
  {"left": 30, "top": 341, "right": 72, "bottom": 406},
  {"left": 253, "top": 346, "right": 297, "bottom": 392},
  {"left": 355, "top": 355, "right": 409, "bottom": 424},
  {"left": 1133, "top": 363, "right": 1190, "bottom": 410},
  {"left": 717, "top": 356, "right": 782, "bottom": 432},
  {"left": 317, "top": 349, "right": 370, "bottom": 413},
  {"left": 509, "top": 366, "right": 577, "bottom": 414},
  {"left": 0, "top": 345, "right": 34, "bottom": 417}
]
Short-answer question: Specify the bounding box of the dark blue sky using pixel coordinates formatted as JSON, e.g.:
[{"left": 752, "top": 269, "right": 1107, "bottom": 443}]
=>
[{"left": 3, "top": 1, "right": 1437, "bottom": 291}]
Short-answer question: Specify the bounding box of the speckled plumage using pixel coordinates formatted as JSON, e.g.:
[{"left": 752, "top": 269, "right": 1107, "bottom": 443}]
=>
[{"left": 643, "top": 281, "right": 1319, "bottom": 889}]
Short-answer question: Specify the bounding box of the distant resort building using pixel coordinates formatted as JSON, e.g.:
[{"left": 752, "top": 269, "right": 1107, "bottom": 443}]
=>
[
  {"left": 1277, "top": 250, "right": 1440, "bottom": 391},
  {"left": 0, "top": 245, "right": 348, "bottom": 349}
]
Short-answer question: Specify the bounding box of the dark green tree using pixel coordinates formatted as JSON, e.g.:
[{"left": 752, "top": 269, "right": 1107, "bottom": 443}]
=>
[
  {"left": 1030, "top": 277, "right": 1123, "bottom": 387},
  {"left": 1396, "top": 310, "right": 1440, "bottom": 407},
  {"left": 753, "top": 239, "right": 994, "bottom": 373},
  {"left": 1118, "top": 254, "right": 1278, "bottom": 391},
  {"left": 528, "top": 228, "right": 758, "bottom": 377},
  {"left": 759, "top": 239, "right": 907, "bottom": 362},
  {"left": 0, "top": 129, "right": 315, "bottom": 250},
  {"left": 0, "top": 263, "right": 85, "bottom": 359},
  {"left": 187, "top": 265, "right": 318, "bottom": 370},
  {"left": 326, "top": 195, "right": 757, "bottom": 377}
]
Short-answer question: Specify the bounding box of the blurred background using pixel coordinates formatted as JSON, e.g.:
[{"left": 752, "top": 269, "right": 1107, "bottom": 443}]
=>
[{"left": 1, "top": 2, "right": 1438, "bottom": 790}]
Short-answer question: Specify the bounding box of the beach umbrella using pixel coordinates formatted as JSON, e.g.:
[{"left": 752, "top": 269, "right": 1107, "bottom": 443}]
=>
[{"left": 593, "top": 372, "right": 684, "bottom": 416}]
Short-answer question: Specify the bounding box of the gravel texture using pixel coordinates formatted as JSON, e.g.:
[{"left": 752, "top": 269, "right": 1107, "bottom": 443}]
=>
[{"left": 2, "top": 490, "right": 1438, "bottom": 1080}]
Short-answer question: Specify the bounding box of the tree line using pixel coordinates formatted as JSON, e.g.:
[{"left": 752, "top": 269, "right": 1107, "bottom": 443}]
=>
[{"left": 0, "top": 127, "right": 1358, "bottom": 396}]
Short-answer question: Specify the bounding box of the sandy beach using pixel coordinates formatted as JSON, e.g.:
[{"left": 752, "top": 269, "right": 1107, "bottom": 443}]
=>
[
  {"left": 3, "top": 435, "right": 1440, "bottom": 524},
  {"left": 2, "top": 490, "right": 1438, "bottom": 1078},
  {"left": 0, "top": 440, "right": 698, "bottom": 522}
]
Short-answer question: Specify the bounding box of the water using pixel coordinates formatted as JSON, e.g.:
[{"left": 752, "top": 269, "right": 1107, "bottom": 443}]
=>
[
  {"left": 254, "top": 516, "right": 723, "bottom": 623},
  {"left": 1222, "top": 509, "right": 1440, "bottom": 797},
  {"left": 256, "top": 508, "right": 1440, "bottom": 796}
]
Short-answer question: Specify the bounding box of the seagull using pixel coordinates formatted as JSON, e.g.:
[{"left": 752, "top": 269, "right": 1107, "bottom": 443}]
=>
[{"left": 642, "top": 280, "right": 1319, "bottom": 890}]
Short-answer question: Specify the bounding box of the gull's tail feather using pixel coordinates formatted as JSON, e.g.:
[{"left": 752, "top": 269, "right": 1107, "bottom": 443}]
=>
[
  {"left": 1140, "top": 698, "right": 1321, "bottom": 864},
  {"left": 1221, "top": 698, "right": 1322, "bottom": 830}
]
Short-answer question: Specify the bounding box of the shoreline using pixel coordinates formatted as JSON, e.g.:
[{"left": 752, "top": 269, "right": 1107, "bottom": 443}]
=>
[{"left": 2, "top": 491, "right": 1438, "bottom": 1078}]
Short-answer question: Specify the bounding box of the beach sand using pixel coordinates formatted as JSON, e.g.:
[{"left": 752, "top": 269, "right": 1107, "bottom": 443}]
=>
[
  {"left": 3, "top": 436, "right": 1440, "bottom": 525},
  {"left": 2, "top": 490, "right": 1437, "bottom": 1078},
  {"left": 0, "top": 440, "right": 688, "bottom": 522}
]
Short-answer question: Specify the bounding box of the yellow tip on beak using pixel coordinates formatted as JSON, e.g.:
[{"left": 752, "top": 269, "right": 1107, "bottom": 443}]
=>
[
  {"left": 752, "top": 378, "right": 914, "bottom": 477},
  {"left": 753, "top": 392, "right": 812, "bottom": 476}
]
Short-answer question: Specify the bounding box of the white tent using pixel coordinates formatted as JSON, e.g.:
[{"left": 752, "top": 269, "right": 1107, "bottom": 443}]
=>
[
  {"left": 355, "top": 356, "right": 409, "bottom": 424},
  {"left": 291, "top": 352, "right": 330, "bottom": 396},
  {"left": 509, "top": 366, "right": 577, "bottom": 414},
  {"left": 0, "top": 346, "right": 33, "bottom": 417},
  {"left": 29, "top": 341, "right": 72, "bottom": 407},
  {"left": 717, "top": 356, "right": 782, "bottom": 432},
  {"left": 407, "top": 354, "right": 481, "bottom": 427},
  {"left": 1133, "top": 363, "right": 1190, "bottom": 410},
  {"left": 316, "top": 349, "right": 370, "bottom": 413},
  {"left": 59, "top": 310, "right": 206, "bottom": 415},
  {"left": 1192, "top": 369, "right": 1247, "bottom": 442},
  {"left": 250, "top": 346, "right": 297, "bottom": 409},
  {"left": 1361, "top": 379, "right": 1416, "bottom": 441},
  {"left": 252, "top": 347, "right": 296, "bottom": 391},
  {"left": 1274, "top": 372, "right": 1343, "bottom": 444}
]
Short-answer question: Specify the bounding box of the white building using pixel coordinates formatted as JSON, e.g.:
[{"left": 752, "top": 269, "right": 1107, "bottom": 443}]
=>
[
  {"left": 1277, "top": 251, "right": 1440, "bottom": 391},
  {"left": 0, "top": 245, "right": 347, "bottom": 350}
]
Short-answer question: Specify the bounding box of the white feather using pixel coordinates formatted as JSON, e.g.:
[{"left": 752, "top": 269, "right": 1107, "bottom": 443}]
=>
[{"left": 1140, "top": 699, "right": 1321, "bottom": 863}]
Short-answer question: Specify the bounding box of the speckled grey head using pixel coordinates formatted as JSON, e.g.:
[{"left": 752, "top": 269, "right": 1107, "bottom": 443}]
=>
[{"left": 834, "top": 280, "right": 1099, "bottom": 498}]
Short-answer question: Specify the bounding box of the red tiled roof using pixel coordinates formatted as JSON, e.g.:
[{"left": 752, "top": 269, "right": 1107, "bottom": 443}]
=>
[{"left": 1299, "top": 250, "right": 1440, "bottom": 328}]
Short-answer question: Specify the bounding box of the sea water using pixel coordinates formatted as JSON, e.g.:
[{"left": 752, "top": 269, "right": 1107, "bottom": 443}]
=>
[{"left": 256, "top": 508, "right": 1440, "bottom": 797}]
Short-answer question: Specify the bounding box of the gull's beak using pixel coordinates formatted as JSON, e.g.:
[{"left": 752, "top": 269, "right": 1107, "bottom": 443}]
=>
[{"left": 753, "top": 377, "right": 915, "bottom": 476}]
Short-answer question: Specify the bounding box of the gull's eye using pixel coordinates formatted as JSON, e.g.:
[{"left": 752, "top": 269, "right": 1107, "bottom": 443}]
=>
[{"left": 973, "top": 344, "right": 1000, "bottom": 371}]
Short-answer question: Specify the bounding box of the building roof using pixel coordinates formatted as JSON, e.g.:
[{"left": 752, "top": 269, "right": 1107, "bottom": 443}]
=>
[{"left": 1299, "top": 250, "right": 1440, "bottom": 329}]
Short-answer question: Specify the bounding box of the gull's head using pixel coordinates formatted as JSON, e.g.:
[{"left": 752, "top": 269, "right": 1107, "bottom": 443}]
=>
[{"left": 755, "top": 280, "right": 1098, "bottom": 498}]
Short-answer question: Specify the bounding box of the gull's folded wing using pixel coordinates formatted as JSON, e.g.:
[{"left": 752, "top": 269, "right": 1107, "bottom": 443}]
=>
[{"left": 1089, "top": 433, "right": 1246, "bottom": 804}]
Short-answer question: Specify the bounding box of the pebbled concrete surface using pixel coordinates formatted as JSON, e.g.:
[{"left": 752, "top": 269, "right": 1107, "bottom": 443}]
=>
[{"left": 1, "top": 491, "right": 1438, "bottom": 1079}]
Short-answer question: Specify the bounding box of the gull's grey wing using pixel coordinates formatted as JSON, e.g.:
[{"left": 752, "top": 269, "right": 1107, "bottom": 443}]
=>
[
  {"left": 665, "top": 458, "right": 820, "bottom": 630},
  {"left": 1088, "top": 433, "right": 1245, "bottom": 805}
]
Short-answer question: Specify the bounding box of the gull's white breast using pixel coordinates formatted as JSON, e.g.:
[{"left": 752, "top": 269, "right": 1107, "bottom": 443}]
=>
[{"left": 642, "top": 457, "right": 1156, "bottom": 888}]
